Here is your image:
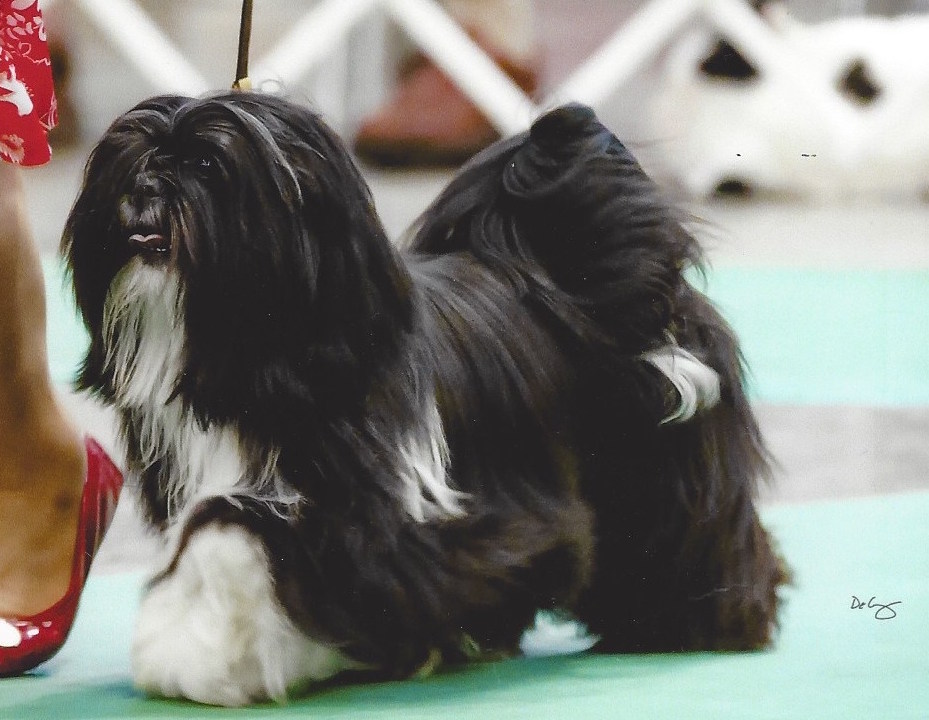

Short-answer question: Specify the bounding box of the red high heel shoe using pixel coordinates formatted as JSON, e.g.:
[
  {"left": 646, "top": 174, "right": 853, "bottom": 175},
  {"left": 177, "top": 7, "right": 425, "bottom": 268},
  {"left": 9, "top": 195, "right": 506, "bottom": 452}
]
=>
[{"left": 0, "top": 438, "right": 123, "bottom": 676}]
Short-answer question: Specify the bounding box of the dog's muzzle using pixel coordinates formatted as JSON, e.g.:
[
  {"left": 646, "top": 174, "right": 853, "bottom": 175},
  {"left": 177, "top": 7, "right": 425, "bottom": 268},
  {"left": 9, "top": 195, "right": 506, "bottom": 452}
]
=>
[{"left": 120, "top": 172, "right": 173, "bottom": 258}]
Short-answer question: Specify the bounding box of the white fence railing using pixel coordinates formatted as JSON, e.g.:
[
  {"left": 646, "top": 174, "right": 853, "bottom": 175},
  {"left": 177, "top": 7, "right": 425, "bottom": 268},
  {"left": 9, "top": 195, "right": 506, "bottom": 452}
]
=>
[{"left": 47, "top": 0, "right": 850, "bottom": 136}]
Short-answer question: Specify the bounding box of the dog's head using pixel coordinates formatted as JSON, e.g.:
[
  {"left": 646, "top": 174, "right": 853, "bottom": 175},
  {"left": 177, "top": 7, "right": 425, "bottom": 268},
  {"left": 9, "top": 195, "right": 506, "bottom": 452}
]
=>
[{"left": 63, "top": 92, "right": 411, "bottom": 429}]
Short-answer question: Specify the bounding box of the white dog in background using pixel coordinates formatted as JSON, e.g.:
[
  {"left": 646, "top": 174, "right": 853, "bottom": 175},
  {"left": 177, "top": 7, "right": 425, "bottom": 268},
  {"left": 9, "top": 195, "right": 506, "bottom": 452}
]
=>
[{"left": 646, "top": 4, "right": 929, "bottom": 200}]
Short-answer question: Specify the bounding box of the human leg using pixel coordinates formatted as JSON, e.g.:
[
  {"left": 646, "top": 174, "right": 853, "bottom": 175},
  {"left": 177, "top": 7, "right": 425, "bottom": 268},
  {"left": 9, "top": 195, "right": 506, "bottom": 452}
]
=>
[{"left": 0, "top": 162, "right": 86, "bottom": 618}]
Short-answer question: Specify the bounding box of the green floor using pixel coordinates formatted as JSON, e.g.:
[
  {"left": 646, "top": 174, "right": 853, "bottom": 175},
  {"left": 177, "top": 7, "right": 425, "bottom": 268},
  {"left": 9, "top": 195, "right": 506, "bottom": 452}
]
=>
[
  {"left": 3, "top": 491, "right": 926, "bottom": 720},
  {"left": 45, "top": 261, "right": 929, "bottom": 406},
  {"left": 703, "top": 268, "right": 929, "bottom": 406}
]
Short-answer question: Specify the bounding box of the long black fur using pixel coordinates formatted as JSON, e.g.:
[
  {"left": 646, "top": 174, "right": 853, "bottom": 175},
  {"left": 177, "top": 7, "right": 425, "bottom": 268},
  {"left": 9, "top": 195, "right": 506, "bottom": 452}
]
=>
[{"left": 63, "top": 93, "right": 786, "bottom": 681}]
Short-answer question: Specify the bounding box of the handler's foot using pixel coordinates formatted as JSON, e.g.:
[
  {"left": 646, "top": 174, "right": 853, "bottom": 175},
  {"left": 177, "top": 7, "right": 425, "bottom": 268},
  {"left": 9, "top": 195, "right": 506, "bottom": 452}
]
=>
[{"left": 0, "top": 424, "right": 86, "bottom": 617}]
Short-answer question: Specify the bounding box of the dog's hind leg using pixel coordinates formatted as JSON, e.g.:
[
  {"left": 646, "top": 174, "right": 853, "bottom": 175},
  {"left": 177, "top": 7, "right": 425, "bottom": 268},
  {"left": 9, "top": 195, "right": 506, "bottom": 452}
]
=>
[
  {"left": 574, "top": 475, "right": 787, "bottom": 654},
  {"left": 132, "top": 511, "right": 354, "bottom": 706},
  {"left": 571, "top": 305, "right": 788, "bottom": 653}
]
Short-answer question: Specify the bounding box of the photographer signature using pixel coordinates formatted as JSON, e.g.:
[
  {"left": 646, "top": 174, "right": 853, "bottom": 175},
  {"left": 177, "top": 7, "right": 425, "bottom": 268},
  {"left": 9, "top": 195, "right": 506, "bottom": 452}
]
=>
[{"left": 850, "top": 595, "right": 901, "bottom": 620}]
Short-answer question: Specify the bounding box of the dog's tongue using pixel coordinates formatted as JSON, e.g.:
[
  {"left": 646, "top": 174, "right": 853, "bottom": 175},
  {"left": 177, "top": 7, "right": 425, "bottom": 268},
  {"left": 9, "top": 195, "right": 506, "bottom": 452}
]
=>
[{"left": 129, "top": 233, "right": 170, "bottom": 252}]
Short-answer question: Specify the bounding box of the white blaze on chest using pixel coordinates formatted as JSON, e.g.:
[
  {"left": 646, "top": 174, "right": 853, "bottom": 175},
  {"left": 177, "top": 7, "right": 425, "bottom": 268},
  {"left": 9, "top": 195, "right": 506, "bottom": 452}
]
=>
[{"left": 104, "top": 262, "right": 186, "bottom": 408}]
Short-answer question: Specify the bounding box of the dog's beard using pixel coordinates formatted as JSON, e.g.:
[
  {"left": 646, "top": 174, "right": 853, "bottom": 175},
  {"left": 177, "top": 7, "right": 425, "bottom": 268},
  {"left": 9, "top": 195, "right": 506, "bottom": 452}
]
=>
[
  {"left": 100, "top": 251, "right": 302, "bottom": 526},
  {"left": 103, "top": 259, "right": 184, "bottom": 408}
]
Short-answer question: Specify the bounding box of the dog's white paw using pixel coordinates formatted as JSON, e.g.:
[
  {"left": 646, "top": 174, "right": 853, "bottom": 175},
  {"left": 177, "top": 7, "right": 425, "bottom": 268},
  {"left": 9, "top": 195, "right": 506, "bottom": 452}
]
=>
[{"left": 132, "top": 523, "right": 351, "bottom": 706}]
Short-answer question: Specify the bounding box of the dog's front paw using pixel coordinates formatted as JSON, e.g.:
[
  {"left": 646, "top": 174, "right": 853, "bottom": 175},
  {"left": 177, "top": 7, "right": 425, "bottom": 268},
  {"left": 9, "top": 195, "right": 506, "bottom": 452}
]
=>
[{"left": 132, "top": 523, "right": 351, "bottom": 706}]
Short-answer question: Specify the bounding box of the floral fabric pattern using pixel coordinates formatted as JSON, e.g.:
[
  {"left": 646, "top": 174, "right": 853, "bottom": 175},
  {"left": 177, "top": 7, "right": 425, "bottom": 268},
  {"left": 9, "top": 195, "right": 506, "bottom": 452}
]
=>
[{"left": 0, "top": 0, "right": 56, "bottom": 166}]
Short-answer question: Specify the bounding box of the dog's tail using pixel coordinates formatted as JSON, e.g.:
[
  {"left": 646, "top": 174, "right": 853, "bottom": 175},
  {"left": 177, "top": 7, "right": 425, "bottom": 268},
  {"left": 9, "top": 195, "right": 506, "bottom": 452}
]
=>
[
  {"left": 406, "top": 104, "right": 702, "bottom": 350},
  {"left": 406, "top": 103, "right": 717, "bottom": 418}
]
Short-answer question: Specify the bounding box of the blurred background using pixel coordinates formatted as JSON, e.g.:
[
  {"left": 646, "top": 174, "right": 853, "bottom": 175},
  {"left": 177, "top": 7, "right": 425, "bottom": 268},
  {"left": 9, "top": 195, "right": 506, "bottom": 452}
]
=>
[{"left": 20, "top": 0, "right": 929, "bottom": 567}]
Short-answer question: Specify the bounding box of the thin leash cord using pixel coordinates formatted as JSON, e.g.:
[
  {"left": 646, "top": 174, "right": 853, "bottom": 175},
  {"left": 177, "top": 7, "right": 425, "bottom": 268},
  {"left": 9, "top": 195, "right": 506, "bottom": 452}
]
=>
[{"left": 233, "top": 0, "right": 253, "bottom": 90}]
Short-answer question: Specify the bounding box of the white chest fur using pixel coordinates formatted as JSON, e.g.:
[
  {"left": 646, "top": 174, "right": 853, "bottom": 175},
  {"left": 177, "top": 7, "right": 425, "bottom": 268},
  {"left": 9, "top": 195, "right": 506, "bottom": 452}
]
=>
[{"left": 103, "top": 261, "right": 297, "bottom": 525}]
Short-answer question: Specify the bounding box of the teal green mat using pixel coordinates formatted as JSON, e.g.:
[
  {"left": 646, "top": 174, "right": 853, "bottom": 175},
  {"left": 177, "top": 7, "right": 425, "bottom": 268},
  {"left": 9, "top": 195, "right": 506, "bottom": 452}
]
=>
[
  {"left": 702, "top": 268, "right": 929, "bottom": 407},
  {"left": 45, "top": 259, "right": 929, "bottom": 406},
  {"left": 3, "top": 492, "right": 927, "bottom": 719},
  {"left": 45, "top": 260, "right": 86, "bottom": 390}
]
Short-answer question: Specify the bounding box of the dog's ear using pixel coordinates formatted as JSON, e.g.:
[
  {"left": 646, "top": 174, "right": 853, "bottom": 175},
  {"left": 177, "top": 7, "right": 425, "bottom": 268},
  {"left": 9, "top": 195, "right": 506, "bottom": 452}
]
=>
[
  {"left": 697, "top": 1, "right": 787, "bottom": 81},
  {"left": 171, "top": 94, "right": 412, "bottom": 430},
  {"left": 62, "top": 95, "right": 191, "bottom": 395}
]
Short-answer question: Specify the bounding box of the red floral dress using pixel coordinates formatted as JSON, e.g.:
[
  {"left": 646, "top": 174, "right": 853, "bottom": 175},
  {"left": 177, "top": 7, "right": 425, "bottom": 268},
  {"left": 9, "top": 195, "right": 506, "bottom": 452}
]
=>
[{"left": 0, "top": 0, "right": 56, "bottom": 166}]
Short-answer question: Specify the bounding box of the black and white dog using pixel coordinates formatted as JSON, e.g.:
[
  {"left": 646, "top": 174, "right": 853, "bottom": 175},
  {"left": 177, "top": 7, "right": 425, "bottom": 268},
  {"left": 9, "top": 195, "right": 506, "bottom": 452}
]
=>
[{"left": 63, "top": 94, "right": 786, "bottom": 706}]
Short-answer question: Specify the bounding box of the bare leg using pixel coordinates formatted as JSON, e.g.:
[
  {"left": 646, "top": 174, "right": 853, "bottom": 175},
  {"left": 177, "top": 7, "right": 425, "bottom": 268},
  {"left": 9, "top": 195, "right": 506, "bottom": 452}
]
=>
[{"left": 0, "top": 162, "right": 86, "bottom": 616}]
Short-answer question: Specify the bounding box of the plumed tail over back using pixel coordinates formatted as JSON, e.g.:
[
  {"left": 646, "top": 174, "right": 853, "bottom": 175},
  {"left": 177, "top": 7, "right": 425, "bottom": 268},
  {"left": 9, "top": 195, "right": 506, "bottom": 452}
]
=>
[{"left": 406, "top": 103, "right": 701, "bottom": 355}]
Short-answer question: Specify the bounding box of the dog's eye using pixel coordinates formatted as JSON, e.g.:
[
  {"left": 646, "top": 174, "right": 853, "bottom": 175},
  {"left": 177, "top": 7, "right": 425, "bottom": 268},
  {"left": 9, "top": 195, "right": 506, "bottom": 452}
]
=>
[{"left": 186, "top": 155, "right": 214, "bottom": 175}]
